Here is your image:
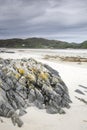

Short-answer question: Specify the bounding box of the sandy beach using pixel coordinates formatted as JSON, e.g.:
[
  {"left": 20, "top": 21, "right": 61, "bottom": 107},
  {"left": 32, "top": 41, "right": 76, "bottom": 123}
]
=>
[{"left": 0, "top": 49, "right": 87, "bottom": 130}]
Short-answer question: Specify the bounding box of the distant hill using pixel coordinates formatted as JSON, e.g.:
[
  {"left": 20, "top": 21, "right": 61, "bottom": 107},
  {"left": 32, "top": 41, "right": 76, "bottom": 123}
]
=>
[{"left": 0, "top": 37, "right": 87, "bottom": 49}]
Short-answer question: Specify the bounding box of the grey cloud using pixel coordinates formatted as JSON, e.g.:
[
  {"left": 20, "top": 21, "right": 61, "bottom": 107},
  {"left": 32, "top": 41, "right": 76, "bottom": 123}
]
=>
[{"left": 0, "top": 0, "right": 87, "bottom": 42}]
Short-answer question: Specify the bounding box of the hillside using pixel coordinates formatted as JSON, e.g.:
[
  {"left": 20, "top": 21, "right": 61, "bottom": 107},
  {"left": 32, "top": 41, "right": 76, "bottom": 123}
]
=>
[{"left": 0, "top": 37, "right": 87, "bottom": 49}]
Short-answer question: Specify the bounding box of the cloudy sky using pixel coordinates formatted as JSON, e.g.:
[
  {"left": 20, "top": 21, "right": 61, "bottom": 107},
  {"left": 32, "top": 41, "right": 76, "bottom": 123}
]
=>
[{"left": 0, "top": 0, "right": 87, "bottom": 42}]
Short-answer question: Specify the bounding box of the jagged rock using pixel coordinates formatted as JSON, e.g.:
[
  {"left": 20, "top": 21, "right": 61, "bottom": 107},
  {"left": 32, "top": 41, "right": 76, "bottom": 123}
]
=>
[
  {"left": 11, "top": 113, "right": 23, "bottom": 127},
  {"left": 28, "top": 89, "right": 36, "bottom": 103},
  {"left": 34, "top": 88, "right": 44, "bottom": 103},
  {"left": 46, "top": 106, "right": 65, "bottom": 114},
  {"left": 34, "top": 100, "right": 45, "bottom": 109},
  {"left": 0, "top": 58, "right": 71, "bottom": 126},
  {"left": 44, "top": 64, "right": 59, "bottom": 76},
  {"left": 19, "top": 108, "right": 27, "bottom": 116}
]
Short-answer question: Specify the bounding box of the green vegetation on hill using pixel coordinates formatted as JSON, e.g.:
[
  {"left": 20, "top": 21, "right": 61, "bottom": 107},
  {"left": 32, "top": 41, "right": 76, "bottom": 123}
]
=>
[
  {"left": 0, "top": 37, "right": 87, "bottom": 49},
  {"left": 79, "top": 41, "right": 87, "bottom": 49}
]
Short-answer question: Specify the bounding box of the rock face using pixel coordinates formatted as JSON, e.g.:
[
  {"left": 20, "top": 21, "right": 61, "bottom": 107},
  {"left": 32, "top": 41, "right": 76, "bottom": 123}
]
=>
[{"left": 0, "top": 58, "right": 71, "bottom": 126}]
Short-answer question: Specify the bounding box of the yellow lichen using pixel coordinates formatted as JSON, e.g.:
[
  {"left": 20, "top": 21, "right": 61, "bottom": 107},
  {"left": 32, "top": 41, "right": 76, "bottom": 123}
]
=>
[
  {"left": 31, "top": 67, "right": 38, "bottom": 73},
  {"left": 15, "top": 73, "right": 21, "bottom": 79},
  {"left": 27, "top": 73, "right": 36, "bottom": 82},
  {"left": 39, "top": 72, "right": 49, "bottom": 80},
  {"left": 29, "top": 84, "right": 34, "bottom": 89},
  {"left": 18, "top": 68, "right": 25, "bottom": 75}
]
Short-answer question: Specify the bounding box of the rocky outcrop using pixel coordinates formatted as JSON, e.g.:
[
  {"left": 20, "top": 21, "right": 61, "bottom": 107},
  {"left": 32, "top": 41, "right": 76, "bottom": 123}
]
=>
[{"left": 0, "top": 58, "right": 71, "bottom": 126}]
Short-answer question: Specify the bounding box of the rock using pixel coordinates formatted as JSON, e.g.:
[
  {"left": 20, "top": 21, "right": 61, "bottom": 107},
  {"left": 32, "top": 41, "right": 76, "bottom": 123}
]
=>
[
  {"left": 75, "top": 96, "right": 87, "bottom": 105},
  {"left": 0, "top": 117, "right": 3, "bottom": 123},
  {"left": 75, "top": 89, "right": 85, "bottom": 95},
  {"left": 44, "top": 64, "right": 59, "bottom": 76},
  {"left": 79, "top": 85, "right": 87, "bottom": 89},
  {"left": 46, "top": 106, "right": 59, "bottom": 114},
  {"left": 0, "top": 58, "right": 71, "bottom": 126},
  {"left": 19, "top": 108, "right": 27, "bottom": 116},
  {"left": 34, "top": 88, "right": 44, "bottom": 103},
  {"left": 0, "top": 103, "right": 14, "bottom": 117},
  {"left": 11, "top": 113, "right": 23, "bottom": 127},
  {"left": 28, "top": 89, "right": 36, "bottom": 102},
  {"left": 46, "top": 106, "right": 65, "bottom": 114},
  {"left": 34, "top": 100, "right": 45, "bottom": 109}
]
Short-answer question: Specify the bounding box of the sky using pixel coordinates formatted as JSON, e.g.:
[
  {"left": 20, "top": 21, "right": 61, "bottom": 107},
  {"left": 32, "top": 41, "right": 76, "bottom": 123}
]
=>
[{"left": 0, "top": 0, "right": 87, "bottom": 43}]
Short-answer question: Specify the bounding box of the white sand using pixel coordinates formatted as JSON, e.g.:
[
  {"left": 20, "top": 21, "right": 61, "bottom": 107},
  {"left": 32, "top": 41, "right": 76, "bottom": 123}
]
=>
[{"left": 0, "top": 49, "right": 87, "bottom": 130}]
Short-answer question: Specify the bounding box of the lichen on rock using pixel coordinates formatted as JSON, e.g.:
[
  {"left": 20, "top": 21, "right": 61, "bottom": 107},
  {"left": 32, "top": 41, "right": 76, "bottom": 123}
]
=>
[{"left": 0, "top": 58, "right": 71, "bottom": 127}]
